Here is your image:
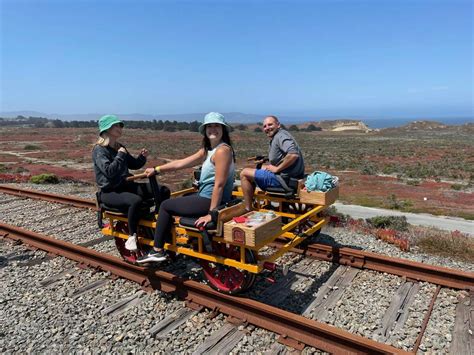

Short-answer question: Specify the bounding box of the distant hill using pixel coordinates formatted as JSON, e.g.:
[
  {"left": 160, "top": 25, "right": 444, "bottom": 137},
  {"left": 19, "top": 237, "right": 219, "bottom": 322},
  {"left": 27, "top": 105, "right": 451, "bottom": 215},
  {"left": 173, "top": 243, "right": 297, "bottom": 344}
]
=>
[
  {"left": 1, "top": 111, "right": 471, "bottom": 130},
  {"left": 245, "top": 119, "right": 373, "bottom": 132},
  {"left": 0, "top": 110, "right": 48, "bottom": 118},
  {"left": 401, "top": 120, "right": 448, "bottom": 130},
  {"left": 315, "top": 119, "right": 371, "bottom": 132},
  {"left": 381, "top": 120, "right": 474, "bottom": 134},
  {"left": 0, "top": 111, "right": 263, "bottom": 123}
]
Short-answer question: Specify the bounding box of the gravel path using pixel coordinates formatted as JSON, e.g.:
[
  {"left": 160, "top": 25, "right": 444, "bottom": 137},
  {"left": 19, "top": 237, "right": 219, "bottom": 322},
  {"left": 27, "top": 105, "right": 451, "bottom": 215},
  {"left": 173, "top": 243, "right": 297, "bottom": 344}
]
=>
[{"left": 334, "top": 202, "right": 474, "bottom": 236}]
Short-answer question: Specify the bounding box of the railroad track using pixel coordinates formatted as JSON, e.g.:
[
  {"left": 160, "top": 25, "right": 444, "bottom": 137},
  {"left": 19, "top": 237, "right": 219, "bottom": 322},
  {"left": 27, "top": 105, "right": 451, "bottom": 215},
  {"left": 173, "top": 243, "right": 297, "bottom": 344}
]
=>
[{"left": 1, "top": 185, "right": 473, "bottom": 353}]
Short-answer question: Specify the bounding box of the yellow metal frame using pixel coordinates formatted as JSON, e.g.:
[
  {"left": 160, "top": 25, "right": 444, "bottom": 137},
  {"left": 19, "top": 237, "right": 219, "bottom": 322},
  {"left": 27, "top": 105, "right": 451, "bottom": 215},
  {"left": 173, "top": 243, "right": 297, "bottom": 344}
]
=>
[{"left": 101, "top": 186, "right": 329, "bottom": 274}]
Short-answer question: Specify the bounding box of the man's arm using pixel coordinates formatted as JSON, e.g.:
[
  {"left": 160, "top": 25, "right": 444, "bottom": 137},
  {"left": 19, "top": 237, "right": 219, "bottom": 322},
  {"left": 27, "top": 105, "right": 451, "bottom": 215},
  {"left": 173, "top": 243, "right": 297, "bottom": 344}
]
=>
[
  {"left": 263, "top": 153, "right": 298, "bottom": 173},
  {"left": 265, "top": 133, "right": 300, "bottom": 173}
]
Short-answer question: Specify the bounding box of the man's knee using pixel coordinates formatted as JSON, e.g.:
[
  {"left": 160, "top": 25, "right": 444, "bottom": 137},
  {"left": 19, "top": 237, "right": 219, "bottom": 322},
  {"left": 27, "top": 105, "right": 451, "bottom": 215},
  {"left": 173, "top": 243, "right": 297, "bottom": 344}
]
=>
[{"left": 240, "top": 168, "right": 255, "bottom": 181}]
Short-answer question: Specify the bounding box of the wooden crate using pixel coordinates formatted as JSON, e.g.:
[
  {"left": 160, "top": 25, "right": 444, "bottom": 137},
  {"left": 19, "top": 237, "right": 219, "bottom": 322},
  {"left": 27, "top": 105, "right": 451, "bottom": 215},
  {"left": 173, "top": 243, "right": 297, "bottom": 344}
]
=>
[
  {"left": 299, "top": 185, "right": 339, "bottom": 205},
  {"left": 223, "top": 211, "right": 282, "bottom": 247},
  {"left": 215, "top": 202, "right": 247, "bottom": 236}
]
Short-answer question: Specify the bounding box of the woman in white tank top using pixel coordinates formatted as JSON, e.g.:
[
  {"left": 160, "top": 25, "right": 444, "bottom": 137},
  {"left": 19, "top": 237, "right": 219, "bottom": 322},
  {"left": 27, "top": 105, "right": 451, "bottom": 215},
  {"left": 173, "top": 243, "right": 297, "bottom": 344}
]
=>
[{"left": 137, "top": 112, "right": 235, "bottom": 263}]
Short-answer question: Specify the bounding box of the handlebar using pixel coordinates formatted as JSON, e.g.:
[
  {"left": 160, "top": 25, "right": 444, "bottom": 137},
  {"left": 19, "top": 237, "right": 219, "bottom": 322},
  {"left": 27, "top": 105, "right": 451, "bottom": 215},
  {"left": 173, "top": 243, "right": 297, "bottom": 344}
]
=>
[
  {"left": 247, "top": 155, "right": 268, "bottom": 162},
  {"left": 247, "top": 155, "right": 269, "bottom": 169},
  {"left": 125, "top": 172, "right": 149, "bottom": 181}
]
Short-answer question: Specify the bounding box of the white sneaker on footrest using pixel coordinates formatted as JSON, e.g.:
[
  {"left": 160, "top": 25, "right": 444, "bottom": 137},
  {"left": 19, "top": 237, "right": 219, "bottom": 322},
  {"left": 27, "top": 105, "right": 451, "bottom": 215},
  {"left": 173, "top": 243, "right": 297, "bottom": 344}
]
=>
[{"left": 125, "top": 234, "right": 138, "bottom": 251}]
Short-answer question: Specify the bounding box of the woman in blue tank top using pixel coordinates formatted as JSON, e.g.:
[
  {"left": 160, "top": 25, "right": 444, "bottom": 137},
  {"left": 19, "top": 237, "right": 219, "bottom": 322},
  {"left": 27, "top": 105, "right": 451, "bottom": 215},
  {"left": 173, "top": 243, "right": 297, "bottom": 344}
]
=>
[{"left": 137, "top": 112, "right": 235, "bottom": 263}]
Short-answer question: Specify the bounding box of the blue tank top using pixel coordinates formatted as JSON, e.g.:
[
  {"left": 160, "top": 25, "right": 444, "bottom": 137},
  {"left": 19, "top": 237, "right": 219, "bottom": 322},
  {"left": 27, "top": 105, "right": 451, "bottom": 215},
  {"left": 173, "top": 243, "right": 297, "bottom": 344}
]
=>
[{"left": 198, "top": 143, "right": 235, "bottom": 203}]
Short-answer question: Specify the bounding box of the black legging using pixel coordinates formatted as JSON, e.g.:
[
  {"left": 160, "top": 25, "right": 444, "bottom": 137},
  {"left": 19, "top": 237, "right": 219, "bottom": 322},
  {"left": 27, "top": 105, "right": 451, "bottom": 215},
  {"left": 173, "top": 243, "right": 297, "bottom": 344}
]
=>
[
  {"left": 154, "top": 195, "right": 211, "bottom": 249},
  {"left": 100, "top": 182, "right": 153, "bottom": 236}
]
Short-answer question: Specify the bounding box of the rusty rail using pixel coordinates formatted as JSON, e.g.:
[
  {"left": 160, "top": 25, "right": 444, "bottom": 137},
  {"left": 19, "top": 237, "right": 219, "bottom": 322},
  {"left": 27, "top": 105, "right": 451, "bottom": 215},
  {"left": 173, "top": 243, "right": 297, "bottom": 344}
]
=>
[
  {"left": 0, "top": 222, "right": 409, "bottom": 354},
  {"left": 271, "top": 241, "right": 474, "bottom": 291},
  {"left": 2, "top": 184, "right": 473, "bottom": 291},
  {"left": 0, "top": 185, "right": 96, "bottom": 210},
  {"left": 412, "top": 285, "right": 441, "bottom": 353}
]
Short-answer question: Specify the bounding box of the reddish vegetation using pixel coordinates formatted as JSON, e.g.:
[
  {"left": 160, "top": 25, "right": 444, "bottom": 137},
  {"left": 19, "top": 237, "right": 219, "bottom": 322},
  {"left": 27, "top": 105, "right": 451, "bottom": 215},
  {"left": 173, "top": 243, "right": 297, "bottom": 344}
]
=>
[
  {"left": 0, "top": 173, "right": 30, "bottom": 183},
  {"left": 0, "top": 127, "right": 471, "bottom": 219},
  {"left": 339, "top": 171, "right": 474, "bottom": 217},
  {"left": 327, "top": 216, "right": 410, "bottom": 251}
]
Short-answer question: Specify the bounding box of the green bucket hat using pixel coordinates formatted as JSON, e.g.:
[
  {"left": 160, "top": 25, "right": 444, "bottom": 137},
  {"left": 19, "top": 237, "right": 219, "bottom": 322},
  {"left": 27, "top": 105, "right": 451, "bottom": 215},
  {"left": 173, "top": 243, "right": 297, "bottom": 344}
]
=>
[
  {"left": 198, "top": 112, "right": 230, "bottom": 135},
  {"left": 98, "top": 115, "right": 124, "bottom": 134}
]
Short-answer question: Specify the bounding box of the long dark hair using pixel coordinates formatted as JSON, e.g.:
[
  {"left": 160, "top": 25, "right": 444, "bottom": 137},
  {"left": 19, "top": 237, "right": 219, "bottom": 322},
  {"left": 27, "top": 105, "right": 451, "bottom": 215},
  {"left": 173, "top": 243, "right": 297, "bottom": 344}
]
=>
[{"left": 201, "top": 125, "right": 235, "bottom": 162}]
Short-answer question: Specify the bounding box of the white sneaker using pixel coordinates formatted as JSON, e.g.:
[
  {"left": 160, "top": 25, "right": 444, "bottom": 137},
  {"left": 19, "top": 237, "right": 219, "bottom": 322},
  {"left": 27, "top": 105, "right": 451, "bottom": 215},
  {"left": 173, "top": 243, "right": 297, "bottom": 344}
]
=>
[
  {"left": 137, "top": 249, "right": 167, "bottom": 263},
  {"left": 125, "top": 234, "right": 138, "bottom": 251}
]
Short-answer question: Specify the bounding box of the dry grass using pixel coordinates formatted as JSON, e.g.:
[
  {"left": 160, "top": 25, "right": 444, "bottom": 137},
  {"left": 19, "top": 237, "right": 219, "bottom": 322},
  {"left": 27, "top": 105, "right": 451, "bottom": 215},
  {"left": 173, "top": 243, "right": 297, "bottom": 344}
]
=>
[{"left": 409, "top": 227, "right": 474, "bottom": 263}]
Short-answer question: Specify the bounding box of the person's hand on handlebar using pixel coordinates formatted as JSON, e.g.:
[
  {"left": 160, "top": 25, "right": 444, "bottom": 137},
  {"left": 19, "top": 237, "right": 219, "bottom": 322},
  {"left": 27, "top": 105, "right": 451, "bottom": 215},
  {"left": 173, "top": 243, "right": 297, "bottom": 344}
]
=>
[
  {"left": 118, "top": 147, "right": 127, "bottom": 154},
  {"left": 145, "top": 167, "right": 157, "bottom": 177}
]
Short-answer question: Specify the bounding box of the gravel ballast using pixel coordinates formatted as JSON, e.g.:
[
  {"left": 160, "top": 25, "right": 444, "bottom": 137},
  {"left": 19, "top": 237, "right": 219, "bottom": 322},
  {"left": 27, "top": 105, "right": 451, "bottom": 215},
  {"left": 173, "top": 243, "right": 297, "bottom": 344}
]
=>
[{"left": 1, "top": 182, "right": 472, "bottom": 353}]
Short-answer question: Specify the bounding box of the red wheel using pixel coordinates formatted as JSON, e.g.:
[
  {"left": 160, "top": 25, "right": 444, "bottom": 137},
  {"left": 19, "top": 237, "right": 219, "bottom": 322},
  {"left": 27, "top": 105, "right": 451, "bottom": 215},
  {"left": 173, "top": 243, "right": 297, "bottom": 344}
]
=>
[
  {"left": 114, "top": 221, "right": 147, "bottom": 264},
  {"left": 283, "top": 202, "right": 312, "bottom": 214},
  {"left": 200, "top": 243, "right": 257, "bottom": 295}
]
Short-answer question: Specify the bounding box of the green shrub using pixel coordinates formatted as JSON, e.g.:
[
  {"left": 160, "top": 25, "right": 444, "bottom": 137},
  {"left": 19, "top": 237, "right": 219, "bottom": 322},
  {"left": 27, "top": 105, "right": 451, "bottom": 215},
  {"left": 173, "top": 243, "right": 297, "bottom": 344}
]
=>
[
  {"left": 382, "top": 165, "right": 396, "bottom": 175},
  {"left": 24, "top": 144, "right": 41, "bottom": 150},
  {"left": 361, "top": 163, "right": 377, "bottom": 175},
  {"left": 0, "top": 164, "right": 7, "bottom": 172},
  {"left": 366, "top": 215, "right": 409, "bottom": 231},
  {"left": 413, "top": 228, "right": 474, "bottom": 262},
  {"left": 14, "top": 166, "right": 29, "bottom": 173},
  {"left": 324, "top": 206, "right": 349, "bottom": 223},
  {"left": 406, "top": 179, "right": 420, "bottom": 186},
  {"left": 30, "top": 173, "right": 60, "bottom": 184},
  {"left": 386, "top": 194, "right": 401, "bottom": 209},
  {"left": 450, "top": 183, "right": 463, "bottom": 190}
]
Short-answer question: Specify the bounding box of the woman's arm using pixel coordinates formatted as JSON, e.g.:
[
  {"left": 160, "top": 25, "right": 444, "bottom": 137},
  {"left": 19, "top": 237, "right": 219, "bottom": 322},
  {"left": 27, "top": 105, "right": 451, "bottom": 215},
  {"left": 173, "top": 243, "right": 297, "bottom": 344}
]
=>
[
  {"left": 146, "top": 148, "right": 206, "bottom": 176},
  {"left": 194, "top": 145, "right": 233, "bottom": 227},
  {"left": 93, "top": 146, "right": 127, "bottom": 179},
  {"left": 126, "top": 151, "right": 147, "bottom": 170}
]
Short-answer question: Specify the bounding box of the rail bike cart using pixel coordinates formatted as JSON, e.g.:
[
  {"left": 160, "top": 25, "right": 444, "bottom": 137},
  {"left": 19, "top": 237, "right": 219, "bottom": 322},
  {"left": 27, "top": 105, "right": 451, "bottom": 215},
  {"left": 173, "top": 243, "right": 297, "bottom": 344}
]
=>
[{"left": 97, "top": 158, "right": 339, "bottom": 295}]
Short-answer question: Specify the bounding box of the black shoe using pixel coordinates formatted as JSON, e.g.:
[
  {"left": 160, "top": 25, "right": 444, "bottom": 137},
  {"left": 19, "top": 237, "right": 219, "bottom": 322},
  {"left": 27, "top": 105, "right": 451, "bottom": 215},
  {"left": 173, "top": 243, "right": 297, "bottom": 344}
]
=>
[{"left": 137, "top": 250, "right": 167, "bottom": 263}]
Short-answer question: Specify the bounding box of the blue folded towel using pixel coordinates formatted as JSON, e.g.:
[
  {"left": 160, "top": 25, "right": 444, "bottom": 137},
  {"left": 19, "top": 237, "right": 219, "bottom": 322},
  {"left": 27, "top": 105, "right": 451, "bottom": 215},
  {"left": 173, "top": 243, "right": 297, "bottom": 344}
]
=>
[{"left": 304, "top": 171, "right": 336, "bottom": 192}]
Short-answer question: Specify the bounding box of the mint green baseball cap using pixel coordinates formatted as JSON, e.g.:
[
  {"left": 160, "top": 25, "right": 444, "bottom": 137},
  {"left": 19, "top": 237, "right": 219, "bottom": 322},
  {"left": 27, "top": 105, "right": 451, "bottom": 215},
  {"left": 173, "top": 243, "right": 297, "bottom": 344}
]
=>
[
  {"left": 198, "top": 112, "right": 230, "bottom": 135},
  {"left": 98, "top": 115, "right": 123, "bottom": 134}
]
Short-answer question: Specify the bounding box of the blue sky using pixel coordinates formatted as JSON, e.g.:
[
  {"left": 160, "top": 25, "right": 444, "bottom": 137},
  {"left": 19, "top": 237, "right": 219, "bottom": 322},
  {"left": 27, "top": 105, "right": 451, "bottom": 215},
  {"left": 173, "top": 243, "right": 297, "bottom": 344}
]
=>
[{"left": 1, "top": 0, "right": 472, "bottom": 119}]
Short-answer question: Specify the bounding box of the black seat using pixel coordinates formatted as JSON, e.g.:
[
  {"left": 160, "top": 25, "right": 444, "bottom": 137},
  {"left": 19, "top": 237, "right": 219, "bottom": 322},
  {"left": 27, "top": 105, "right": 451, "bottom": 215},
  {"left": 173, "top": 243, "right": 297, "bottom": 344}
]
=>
[
  {"left": 178, "top": 217, "right": 217, "bottom": 231},
  {"left": 178, "top": 198, "right": 242, "bottom": 252},
  {"left": 179, "top": 216, "right": 215, "bottom": 252},
  {"left": 265, "top": 174, "right": 302, "bottom": 198},
  {"left": 96, "top": 191, "right": 155, "bottom": 228},
  {"left": 178, "top": 198, "right": 241, "bottom": 231},
  {"left": 96, "top": 177, "right": 171, "bottom": 228}
]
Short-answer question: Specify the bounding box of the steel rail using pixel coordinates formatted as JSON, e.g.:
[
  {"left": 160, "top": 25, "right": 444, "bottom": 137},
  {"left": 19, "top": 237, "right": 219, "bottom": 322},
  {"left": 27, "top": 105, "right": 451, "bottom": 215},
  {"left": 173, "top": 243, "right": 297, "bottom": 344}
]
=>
[
  {"left": 271, "top": 241, "right": 474, "bottom": 291},
  {"left": 0, "top": 222, "right": 410, "bottom": 354},
  {"left": 2, "top": 184, "right": 473, "bottom": 291},
  {"left": 412, "top": 285, "right": 441, "bottom": 353},
  {"left": 0, "top": 185, "right": 96, "bottom": 210},
  {"left": 0, "top": 185, "right": 190, "bottom": 209}
]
